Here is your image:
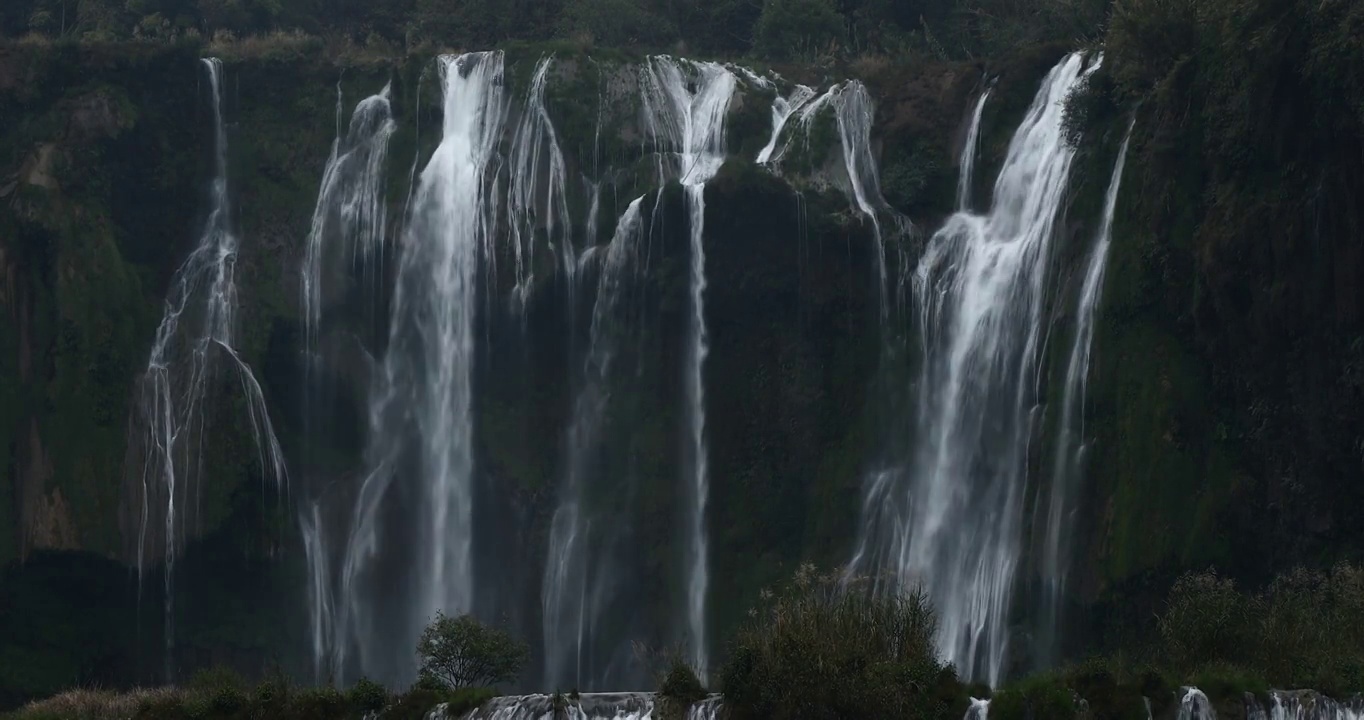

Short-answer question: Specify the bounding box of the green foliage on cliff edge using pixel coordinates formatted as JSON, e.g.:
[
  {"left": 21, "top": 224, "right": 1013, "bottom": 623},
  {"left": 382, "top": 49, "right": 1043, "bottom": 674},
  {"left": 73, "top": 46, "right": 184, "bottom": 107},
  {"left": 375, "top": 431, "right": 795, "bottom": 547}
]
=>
[
  {"left": 1, "top": 0, "right": 1111, "bottom": 65},
  {"left": 1058, "top": 0, "right": 1364, "bottom": 601}
]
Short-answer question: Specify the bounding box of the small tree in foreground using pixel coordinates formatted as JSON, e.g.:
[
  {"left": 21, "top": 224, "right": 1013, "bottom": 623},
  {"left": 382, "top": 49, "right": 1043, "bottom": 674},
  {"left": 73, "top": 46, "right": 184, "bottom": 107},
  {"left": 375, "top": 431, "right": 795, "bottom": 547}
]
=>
[{"left": 417, "top": 612, "right": 529, "bottom": 689}]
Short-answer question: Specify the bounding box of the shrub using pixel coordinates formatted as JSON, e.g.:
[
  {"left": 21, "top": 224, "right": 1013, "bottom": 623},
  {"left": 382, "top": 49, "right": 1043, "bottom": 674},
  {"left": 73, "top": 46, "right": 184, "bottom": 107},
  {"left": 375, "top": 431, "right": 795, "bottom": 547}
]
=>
[
  {"left": 380, "top": 680, "right": 495, "bottom": 720},
  {"left": 416, "top": 612, "right": 529, "bottom": 690},
  {"left": 658, "top": 656, "right": 707, "bottom": 705},
  {"left": 989, "top": 674, "right": 1076, "bottom": 720},
  {"left": 1154, "top": 565, "right": 1364, "bottom": 691},
  {"left": 188, "top": 665, "right": 247, "bottom": 693},
  {"left": 347, "top": 677, "right": 389, "bottom": 714},
  {"left": 1157, "top": 570, "right": 1253, "bottom": 675},
  {"left": 720, "top": 565, "right": 952, "bottom": 720},
  {"left": 753, "top": 0, "right": 845, "bottom": 61},
  {"left": 288, "top": 686, "right": 348, "bottom": 720}
]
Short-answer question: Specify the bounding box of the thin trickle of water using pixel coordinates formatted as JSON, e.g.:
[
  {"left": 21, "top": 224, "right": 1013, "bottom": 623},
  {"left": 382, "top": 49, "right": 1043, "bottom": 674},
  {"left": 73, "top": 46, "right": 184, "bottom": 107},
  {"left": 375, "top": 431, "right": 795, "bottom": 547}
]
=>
[
  {"left": 756, "top": 84, "right": 817, "bottom": 164},
  {"left": 637, "top": 56, "right": 737, "bottom": 677},
  {"left": 300, "top": 500, "right": 331, "bottom": 681},
  {"left": 1036, "top": 115, "right": 1131, "bottom": 664},
  {"left": 128, "top": 57, "right": 287, "bottom": 679},
  {"left": 543, "top": 199, "right": 646, "bottom": 689},
  {"left": 958, "top": 89, "right": 991, "bottom": 211},
  {"left": 1178, "top": 687, "right": 1217, "bottom": 720},
  {"left": 846, "top": 52, "right": 1099, "bottom": 683},
  {"left": 759, "top": 79, "right": 905, "bottom": 312},
  {"left": 336, "top": 51, "right": 508, "bottom": 684},
  {"left": 508, "top": 56, "right": 573, "bottom": 309}
]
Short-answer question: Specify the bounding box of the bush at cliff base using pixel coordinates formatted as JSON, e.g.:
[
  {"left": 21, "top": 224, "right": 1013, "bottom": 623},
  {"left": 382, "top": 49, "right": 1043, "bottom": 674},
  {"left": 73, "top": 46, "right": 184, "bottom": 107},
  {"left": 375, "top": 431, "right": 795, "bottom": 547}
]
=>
[{"left": 719, "top": 565, "right": 966, "bottom": 720}]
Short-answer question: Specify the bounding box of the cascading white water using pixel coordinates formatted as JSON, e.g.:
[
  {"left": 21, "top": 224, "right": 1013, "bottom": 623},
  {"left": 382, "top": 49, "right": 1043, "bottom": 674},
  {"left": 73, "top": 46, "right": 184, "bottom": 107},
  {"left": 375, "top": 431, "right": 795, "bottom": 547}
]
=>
[
  {"left": 1036, "top": 116, "right": 1131, "bottom": 663},
  {"left": 450, "top": 693, "right": 724, "bottom": 720},
  {"left": 507, "top": 56, "right": 573, "bottom": 309},
  {"left": 1253, "top": 691, "right": 1364, "bottom": 720},
  {"left": 1178, "top": 687, "right": 1217, "bottom": 720},
  {"left": 958, "top": 89, "right": 991, "bottom": 211},
  {"left": 298, "top": 83, "right": 397, "bottom": 682},
  {"left": 130, "top": 57, "right": 287, "bottom": 678},
  {"left": 964, "top": 697, "right": 991, "bottom": 720},
  {"left": 758, "top": 78, "right": 904, "bottom": 310},
  {"left": 637, "top": 56, "right": 737, "bottom": 676},
  {"left": 335, "top": 51, "right": 508, "bottom": 683},
  {"left": 542, "top": 199, "right": 646, "bottom": 689},
  {"left": 845, "top": 52, "right": 1099, "bottom": 683},
  {"left": 543, "top": 56, "right": 738, "bottom": 687},
  {"left": 756, "top": 84, "right": 817, "bottom": 165},
  {"left": 301, "top": 83, "right": 395, "bottom": 355}
]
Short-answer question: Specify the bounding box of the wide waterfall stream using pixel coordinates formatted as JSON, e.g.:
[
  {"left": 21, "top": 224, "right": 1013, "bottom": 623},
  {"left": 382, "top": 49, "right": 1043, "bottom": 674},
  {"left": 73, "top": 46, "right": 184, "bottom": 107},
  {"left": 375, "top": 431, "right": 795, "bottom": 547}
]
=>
[
  {"left": 846, "top": 51, "right": 1101, "bottom": 683},
  {"left": 129, "top": 56, "right": 288, "bottom": 679}
]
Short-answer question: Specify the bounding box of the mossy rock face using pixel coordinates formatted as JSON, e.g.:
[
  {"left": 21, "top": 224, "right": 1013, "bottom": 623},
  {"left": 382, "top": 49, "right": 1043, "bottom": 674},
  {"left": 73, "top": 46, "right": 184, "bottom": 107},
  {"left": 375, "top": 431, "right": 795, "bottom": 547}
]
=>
[
  {"left": 702, "top": 160, "right": 882, "bottom": 648},
  {"left": 0, "top": 43, "right": 209, "bottom": 565}
]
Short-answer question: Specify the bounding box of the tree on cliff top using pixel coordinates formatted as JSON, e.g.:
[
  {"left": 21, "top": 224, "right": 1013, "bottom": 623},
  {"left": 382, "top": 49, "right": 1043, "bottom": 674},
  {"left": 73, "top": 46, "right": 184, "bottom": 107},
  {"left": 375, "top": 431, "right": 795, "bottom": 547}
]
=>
[{"left": 416, "top": 612, "right": 529, "bottom": 689}]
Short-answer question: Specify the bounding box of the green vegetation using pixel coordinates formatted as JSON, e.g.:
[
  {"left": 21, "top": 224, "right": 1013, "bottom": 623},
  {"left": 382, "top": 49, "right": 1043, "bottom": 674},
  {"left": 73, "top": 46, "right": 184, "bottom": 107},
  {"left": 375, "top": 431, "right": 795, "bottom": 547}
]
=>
[
  {"left": 0, "top": 0, "right": 1111, "bottom": 64},
  {"left": 719, "top": 565, "right": 963, "bottom": 720},
  {"left": 1, "top": 616, "right": 512, "bottom": 720},
  {"left": 1155, "top": 566, "right": 1364, "bottom": 693},
  {"left": 657, "top": 656, "right": 707, "bottom": 705},
  {"left": 416, "top": 612, "right": 529, "bottom": 690},
  {"left": 718, "top": 565, "right": 1364, "bottom": 719},
  {"left": 8, "top": 565, "right": 1364, "bottom": 718}
]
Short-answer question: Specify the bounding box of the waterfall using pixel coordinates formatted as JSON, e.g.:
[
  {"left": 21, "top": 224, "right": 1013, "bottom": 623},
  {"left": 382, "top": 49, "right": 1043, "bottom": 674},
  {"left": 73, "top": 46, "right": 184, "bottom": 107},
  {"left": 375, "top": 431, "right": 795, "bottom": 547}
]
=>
[
  {"left": 757, "top": 78, "right": 903, "bottom": 309},
  {"left": 336, "top": 51, "right": 508, "bottom": 684},
  {"left": 300, "top": 500, "right": 331, "bottom": 682},
  {"left": 964, "top": 698, "right": 991, "bottom": 720},
  {"left": 542, "top": 199, "right": 646, "bottom": 689},
  {"left": 756, "top": 84, "right": 817, "bottom": 164},
  {"left": 637, "top": 56, "right": 737, "bottom": 677},
  {"left": 300, "top": 83, "right": 395, "bottom": 357},
  {"left": 845, "top": 52, "right": 1099, "bottom": 683},
  {"left": 1036, "top": 116, "right": 1131, "bottom": 664},
  {"left": 298, "top": 83, "right": 396, "bottom": 682},
  {"left": 507, "top": 56, "right": 573, "bottom": 309},
  {"left": 1178, "top": 687, "right": 1217, "bottom": 720},
  {"left": 958, "top": 89, "right": 991, "bottom": 210},
  {"left": 1253, "top": 691, "right": 1364, "bottom": 720},
  {"left": 128, "top": 56, "right": 287, "bottom": 678},
  {"left": 449, "top": 693, "right": 725, "bottom": 719}
]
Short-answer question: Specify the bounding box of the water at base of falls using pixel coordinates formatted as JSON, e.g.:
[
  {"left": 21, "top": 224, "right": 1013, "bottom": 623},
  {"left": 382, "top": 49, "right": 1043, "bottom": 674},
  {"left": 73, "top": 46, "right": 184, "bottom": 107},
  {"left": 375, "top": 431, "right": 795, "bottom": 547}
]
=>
[
  {"left": 444, "top": 693, "right": 723, "bottom": 720},
  {"left": 1249, "top": 691, "right": 1364, "bottom": 720},
  {"left": 1178, "top": 687, "right": 1217, "bottom": 720},
  {"left": 845, "top": 51, "right": 1100, "bottom": 684}
]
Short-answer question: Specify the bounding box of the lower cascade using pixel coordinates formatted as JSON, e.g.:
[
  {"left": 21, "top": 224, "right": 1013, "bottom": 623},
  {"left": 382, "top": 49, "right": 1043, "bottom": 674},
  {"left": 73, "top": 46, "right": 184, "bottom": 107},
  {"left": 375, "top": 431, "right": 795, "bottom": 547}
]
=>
[
  {"left": 1249, "top": 691, "right": 1364, "bottom": 720},
  {"left": 433, "top": 693, "right": 722, "bottom": 720}
]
